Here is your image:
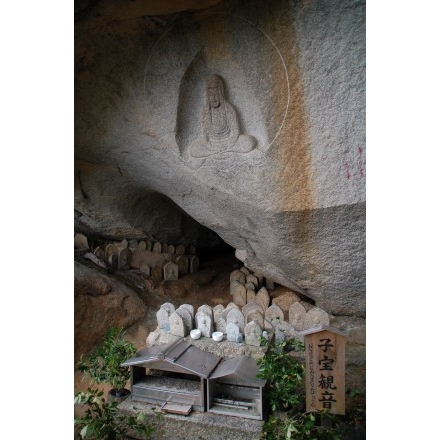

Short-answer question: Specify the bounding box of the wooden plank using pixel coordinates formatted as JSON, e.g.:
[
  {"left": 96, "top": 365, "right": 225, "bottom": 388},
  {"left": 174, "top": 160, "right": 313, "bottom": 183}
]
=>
[{"left": 304, "top": 329, "right": 345, "bottom": 415}]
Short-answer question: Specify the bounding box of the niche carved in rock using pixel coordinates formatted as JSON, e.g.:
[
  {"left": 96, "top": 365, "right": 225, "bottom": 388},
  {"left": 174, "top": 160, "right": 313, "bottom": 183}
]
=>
[
  {"left": 174, "top": 47, "right": 268, "bottom": 162},
  {"left": 189, "top": 74, "right": 256, "bottom": 158}
]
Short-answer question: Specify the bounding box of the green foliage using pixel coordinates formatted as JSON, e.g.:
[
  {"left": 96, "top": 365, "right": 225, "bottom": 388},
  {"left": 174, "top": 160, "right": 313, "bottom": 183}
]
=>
[
  {"left": 346, "top": 388, "right": 364, "bottom": 398},
  {"left": 261, "top": 411, "right": 341, "bottom": 440},
  {"left": 74, "top": 387, "right": 160, "bottom": 440},
  {"left": 77, "top": 327, "right": 137, "bottom": 393},
  {"left": 257, "top": 338, "right": 306, "bottom": 412},
  {"left": 259, "top": 335, "right": 269, "bottom": 346}
]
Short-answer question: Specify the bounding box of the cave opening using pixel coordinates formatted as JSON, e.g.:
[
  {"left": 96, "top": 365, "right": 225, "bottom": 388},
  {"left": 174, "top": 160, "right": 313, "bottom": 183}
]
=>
[
  {"left": 196, "top": 241, "right": 237, "bottom": 268},
  {"left": 74, "top": 186, "right": 318, "bottom": 314}
]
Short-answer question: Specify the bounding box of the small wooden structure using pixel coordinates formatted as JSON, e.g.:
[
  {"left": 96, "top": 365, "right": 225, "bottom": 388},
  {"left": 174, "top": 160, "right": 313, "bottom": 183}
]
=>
[
  {"left": 122, "top": 339, "right": 266, "bottom": 420},
  {"left": 121, "top": 338, "right": 221, "bottom": 415},
  {"left": 302, "top": 325, "right": 347, "bottom": 415},
  {"left": 207, "top": 355, "right": 266, "bottom": 420}
]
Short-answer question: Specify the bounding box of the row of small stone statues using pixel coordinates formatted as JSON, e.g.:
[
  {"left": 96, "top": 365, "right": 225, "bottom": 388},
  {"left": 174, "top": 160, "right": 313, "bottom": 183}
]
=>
[
  {"left": 156, "top": 301, "right": 267, "bottom": 346},
  {"left": 74, "top": 233, "right": 199, "bottom": 280},
  {"left": 156, "top": 291, "right": 330, "bottom": 348},
  {"left": 228, "top": 266, "right": 331, "bottom": 335}
]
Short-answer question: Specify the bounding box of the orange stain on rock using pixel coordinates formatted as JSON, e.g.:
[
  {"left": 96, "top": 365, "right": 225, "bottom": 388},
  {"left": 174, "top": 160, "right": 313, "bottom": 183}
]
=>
[{"left": 259, "top": 3, "right": 317, "bottom": 274}]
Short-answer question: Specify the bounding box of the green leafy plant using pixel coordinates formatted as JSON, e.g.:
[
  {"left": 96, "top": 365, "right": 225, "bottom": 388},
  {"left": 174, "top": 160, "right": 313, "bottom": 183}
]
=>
[
  {"left": 77, "top": 327, "right": 138, "bottom": 396},
  {"left": 74, "top": 387, "right": 160, "bottom": 439},
  {"left": 257, "top": 337, "right": 306, "bottom": 412},
  {"left": 261, "top": 411, "right": 341, "bottom": 440},
  {"left": 346, "top": 388, "right": 364, "bottom": 398},
  {"left": 259, "top": 334, "right": 269, "bottom": 346}
]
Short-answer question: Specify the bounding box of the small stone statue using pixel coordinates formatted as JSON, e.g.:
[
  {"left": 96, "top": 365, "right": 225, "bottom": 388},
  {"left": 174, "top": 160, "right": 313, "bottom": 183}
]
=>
[{"left": 196, "top": 311, "right": 213, "bottom": 338}]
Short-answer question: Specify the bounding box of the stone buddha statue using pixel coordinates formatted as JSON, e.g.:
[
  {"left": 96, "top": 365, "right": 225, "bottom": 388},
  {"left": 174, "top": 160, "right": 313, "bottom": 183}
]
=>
[{"left": 190, "top": 74, "right": 256, "bottom": 157}]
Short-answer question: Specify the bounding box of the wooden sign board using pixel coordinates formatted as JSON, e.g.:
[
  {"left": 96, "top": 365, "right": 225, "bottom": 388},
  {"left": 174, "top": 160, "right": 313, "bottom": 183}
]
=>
[{"left": 303, "top": 325, "right": 347, "bottom": 415}]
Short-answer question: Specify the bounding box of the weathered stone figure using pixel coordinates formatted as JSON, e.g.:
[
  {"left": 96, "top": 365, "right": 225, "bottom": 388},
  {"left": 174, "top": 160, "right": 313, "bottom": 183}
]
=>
[
  {"left": 230, "top": 269, "right": 246, "bottom": 285},
  {"left": 169, "top": 311, "right": 187, "bottom": 337},
  {"left": 303, "top": 307, "right": 330, "bottom": 330},
  {"left": 93, "top": 246, "right": 105, "bottom": 260},
  {"left": 226, "top": 322, "right": 240, "bottom": 342},
  {"left": 163, "top": 261, "right": 179, "bottom": 281},
  {"left": 175, "top": 244, "right": 185, "bottom": 255},
  {"left": 213, "top": 304, "right": 225, "bottom": 323},
  {"left": 180, "top": 304, "right": 195, "bottom": 320},
  {"left": 227, "top": 308, "right": 245, "bottom": 334},
  {"left": 105, "top": 244, "right": 119, "bottom": 263},
  {"left": 139, "top": 262, "right": 150, "bottom": 275},
  {"left": 176, "top": 255, "right": 189, "bottom": 275},
  {"left": 247, "top": 290, "right": 256, "bottom": 303},
  {"left": 152, "top": 242, "right": 162, "bottom": 254},
  {"left": 156, "top": 308, "right": 170, "bottom": 330},
  {"left": 215, "top": 317, "right": 227, "bottom": 334},
  {"left": 289, "top": 302, "right": 307, "bottom": 331},
  {"left": 255, "top": 287, "right": 270, "bottom": 312},
  {"left": 156, "top": 303, "right": 175, "bottom": 330},
  {"left": 196, "top": 312, "right": 213, "bottom": 338},
  {"left": 176, "top": 306, "right": 193, "bottom": 332},
  {"left": 245, "top": 321, "right": 263, "bottom": 347},
  {"left": 232, "top": 283, "right": 246, "bottom": 308},
  {"left": 190, "top": 74, "right": 256, "bottom": 157},
  {"left": 274, "top": 329, "right": 285, "bottom": 344},
  {"left": 243, "top": 302, "right": 264, "bottom": 318},
  {"left": 74, "top": 233, "right": 89, "bottom": 250},
  {"left": 246, "top": 310, "right": 264, "bottom": 329},
  {"left": 265, "top": 304, "right": 284, "bottom": 324},
  {"left": 189, "top": 255, "right": 199, "bottom": 273},
  {"left": 161, "top": 302, "right": 175, "bottom": 314},
  {"left": 117, "top": 248, "right": 132, "bottom": 270},
  {"left": 197, "top": 305, "right": 213, "bottom": 321}
]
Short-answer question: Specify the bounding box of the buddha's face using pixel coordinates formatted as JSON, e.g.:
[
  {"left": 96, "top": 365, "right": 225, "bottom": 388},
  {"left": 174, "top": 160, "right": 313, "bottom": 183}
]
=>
[{"left": 208, "top": 86, "right": 221, "bottom": 108}]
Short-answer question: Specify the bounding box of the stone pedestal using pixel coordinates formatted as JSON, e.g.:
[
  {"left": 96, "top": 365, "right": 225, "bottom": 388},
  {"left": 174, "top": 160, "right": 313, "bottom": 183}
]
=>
[{"left": 118, "top": 397, "right": 264, "bottom": 440}]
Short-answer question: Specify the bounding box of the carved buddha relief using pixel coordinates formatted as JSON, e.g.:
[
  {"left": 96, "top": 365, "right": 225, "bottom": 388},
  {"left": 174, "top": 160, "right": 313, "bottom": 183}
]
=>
[{"left": 190, "top": 74, "right": 256, "bottom": 158}]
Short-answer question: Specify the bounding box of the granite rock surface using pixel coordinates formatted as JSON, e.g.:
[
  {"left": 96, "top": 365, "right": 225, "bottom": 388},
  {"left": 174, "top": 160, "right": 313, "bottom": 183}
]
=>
[{"left": 75, "top": 0, "right": 365, "bottom": 316}]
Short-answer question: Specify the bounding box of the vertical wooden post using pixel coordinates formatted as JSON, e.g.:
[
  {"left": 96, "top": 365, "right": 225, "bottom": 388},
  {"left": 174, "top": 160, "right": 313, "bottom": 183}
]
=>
[{"left": 302, "top": 325, "right": 347, "bottom": 415}]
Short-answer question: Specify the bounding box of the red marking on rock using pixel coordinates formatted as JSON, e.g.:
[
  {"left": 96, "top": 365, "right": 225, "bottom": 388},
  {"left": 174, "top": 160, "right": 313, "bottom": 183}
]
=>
[
  {"left": 358, "top": 147, "right": 364, "bottom": 177},
  {"left": 345, "top": 161, "right": 351, "bottom": 179}
]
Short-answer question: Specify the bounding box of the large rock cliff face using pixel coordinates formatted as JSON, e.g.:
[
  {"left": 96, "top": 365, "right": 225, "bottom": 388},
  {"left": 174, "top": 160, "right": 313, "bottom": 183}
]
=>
[{"left": 74, "top": 0, "right": 365, "bottom": 317}]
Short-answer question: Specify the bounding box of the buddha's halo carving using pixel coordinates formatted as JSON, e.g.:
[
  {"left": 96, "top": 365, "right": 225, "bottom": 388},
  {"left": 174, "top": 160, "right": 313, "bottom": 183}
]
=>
[{"left": 142, "top": 13, "right": 289, "bottom": 160}]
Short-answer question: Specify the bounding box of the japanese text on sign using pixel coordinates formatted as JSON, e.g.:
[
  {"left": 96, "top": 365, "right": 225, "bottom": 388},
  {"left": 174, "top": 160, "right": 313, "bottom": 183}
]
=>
[{"left": 304, "top": 328, "right": 345, "bottom": 415}]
